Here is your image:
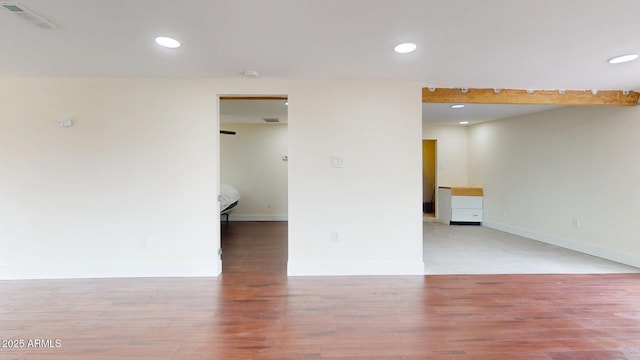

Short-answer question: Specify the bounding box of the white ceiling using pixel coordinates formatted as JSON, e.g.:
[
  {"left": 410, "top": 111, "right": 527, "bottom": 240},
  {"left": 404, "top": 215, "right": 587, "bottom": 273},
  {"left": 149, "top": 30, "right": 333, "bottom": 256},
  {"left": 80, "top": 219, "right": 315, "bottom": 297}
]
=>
[
  {"left": 2, "top": 0, "right": 639, "bottom": 124},
  {"left": 422, "top": 103, "right": 561, "bottom": 126}
]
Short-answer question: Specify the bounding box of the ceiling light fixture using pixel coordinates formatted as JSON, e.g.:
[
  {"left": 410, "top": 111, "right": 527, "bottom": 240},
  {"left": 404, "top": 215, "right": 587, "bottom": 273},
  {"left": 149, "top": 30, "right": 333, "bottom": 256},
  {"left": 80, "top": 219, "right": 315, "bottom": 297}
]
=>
[
  {"left": 608, "top": 54, "right": 638, "bottom": 64},
  {"left": 459, "top": 121, "right": 469, "bottom": 125},
  {"left": 451, "top": 104, "right": 465, "bottom": 109},
  {"left": 394, "top": 42, "right": 417, "bottom": 54},
  {"left": 155, "top": 36, "right": 181, "bottom": 49},
  {"left": 243, "top": 70, "right": 260, "bottom": 78}
]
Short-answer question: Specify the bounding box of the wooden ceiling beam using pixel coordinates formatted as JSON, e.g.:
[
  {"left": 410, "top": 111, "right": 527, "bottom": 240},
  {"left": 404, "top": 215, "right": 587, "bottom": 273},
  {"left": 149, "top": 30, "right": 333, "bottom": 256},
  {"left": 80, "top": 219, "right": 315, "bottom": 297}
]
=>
[{"left": 422, "top": 87, "right": 640, "bottom": 106}]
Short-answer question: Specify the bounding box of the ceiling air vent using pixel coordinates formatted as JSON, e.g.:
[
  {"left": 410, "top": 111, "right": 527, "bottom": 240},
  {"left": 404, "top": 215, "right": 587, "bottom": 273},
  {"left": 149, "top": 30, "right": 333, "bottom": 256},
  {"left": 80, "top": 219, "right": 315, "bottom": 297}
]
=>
[
  {"left": 1, "top": 1, "right": 57, "bottom": 29},
  {"left": 262, "top": 118, "right": 280, "bottom": 123}
]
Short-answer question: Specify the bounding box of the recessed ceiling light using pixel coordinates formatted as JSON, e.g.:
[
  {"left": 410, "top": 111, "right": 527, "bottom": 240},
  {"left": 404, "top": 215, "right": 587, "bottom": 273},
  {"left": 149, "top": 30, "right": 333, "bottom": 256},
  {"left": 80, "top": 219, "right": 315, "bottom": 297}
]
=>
[
  {"left": 244, "top": 70, "right": 260, "bottom": 78},
  {"left": 394, "top": 43, "right": 417, "bottom": 54},
  {"left": 451, "top": 104, "right": 465, "bottom": 109},
  {"left": 459, "top": 121, "right": 469, "bottom": 125},
  {"left": 155, "top": 36, "right": 180, "bottom": 49},
  {"left": 608, "top": 54, "right": 638, "bottom": 64}
]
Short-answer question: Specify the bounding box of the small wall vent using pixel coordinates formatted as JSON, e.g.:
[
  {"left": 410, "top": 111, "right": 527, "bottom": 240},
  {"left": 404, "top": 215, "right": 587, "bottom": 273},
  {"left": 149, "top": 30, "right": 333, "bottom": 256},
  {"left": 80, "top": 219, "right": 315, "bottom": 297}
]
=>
[
  {"left": 1, "top": 1, "right": 58, "bottom": 29},
  {"left": 262, "top": 118, "right": 280, "bottom": 123}
]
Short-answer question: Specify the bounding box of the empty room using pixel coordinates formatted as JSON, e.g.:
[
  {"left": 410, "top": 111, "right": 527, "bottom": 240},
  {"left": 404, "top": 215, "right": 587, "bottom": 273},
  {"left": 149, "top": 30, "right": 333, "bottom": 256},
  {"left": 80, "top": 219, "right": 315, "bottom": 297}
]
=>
[{"left": 2, "top": 1, "right": 640, "bottom": 359}]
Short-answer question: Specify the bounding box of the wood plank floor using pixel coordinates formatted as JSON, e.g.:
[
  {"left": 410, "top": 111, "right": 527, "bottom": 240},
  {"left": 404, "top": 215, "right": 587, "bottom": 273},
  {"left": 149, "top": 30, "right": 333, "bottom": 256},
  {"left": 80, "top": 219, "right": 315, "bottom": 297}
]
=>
[{"left": 2, "top": 221, "right": 640, "bottom": 359}]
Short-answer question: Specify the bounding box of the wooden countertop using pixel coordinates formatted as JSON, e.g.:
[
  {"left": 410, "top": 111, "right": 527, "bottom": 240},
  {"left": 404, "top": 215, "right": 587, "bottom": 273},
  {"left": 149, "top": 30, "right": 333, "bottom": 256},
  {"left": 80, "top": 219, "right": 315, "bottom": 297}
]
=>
[{"left": 439, "top": 187, "right": 483, "bottom": 196}]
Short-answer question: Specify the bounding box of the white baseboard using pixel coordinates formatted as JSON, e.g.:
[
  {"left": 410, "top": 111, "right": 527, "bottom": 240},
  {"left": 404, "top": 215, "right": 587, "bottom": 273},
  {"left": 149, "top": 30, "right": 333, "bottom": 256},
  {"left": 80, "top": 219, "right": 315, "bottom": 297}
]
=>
[
  {"left": 0, "top": 262, "right": 220, "bottom": 280},
  {"left": 287, "top": 261, "right": 425, "bottom": 276},
  {"left": 483, "top": 221, "right": 640, "bottom": 269},
  {"left": 227, "top": 214, "right": 288, "bottom": 221}
]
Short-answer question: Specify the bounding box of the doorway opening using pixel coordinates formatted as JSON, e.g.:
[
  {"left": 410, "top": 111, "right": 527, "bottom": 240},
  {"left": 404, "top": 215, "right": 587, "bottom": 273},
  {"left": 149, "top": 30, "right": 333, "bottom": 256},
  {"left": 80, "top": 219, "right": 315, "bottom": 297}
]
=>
[
  {"left": 218, "top": 96, "right": 289, "bottom": 274},
  {"left": 422, "top": 140, "right": 437, "bottom": 221}
]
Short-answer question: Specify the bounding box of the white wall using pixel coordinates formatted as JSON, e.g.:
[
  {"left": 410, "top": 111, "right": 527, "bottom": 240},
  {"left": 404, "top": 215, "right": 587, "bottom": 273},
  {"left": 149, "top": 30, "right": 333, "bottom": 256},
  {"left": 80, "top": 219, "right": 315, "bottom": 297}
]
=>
[
  {"left": 288, "top": 81, "right": 424, "bottom": 275},
  {"left": 468, "top": 106, "right": 640, "bottom": 267},
  {"left": 422, "top": 124, "right": 469, "bottom": 187},
  {"left": 220, "top": 123, "right": 288, "bottom": 220},
  {"left": 0, "top": 78, "right": 220, "bottom": 279},
  {"left": 0, "top": 77, "right": 424, "bottom": 279}
]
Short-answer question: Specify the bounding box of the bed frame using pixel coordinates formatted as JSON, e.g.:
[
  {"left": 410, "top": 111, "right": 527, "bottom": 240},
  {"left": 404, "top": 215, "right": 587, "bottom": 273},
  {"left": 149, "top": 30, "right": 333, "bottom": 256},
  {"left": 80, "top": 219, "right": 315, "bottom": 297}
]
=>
[{"left": 221, "top": 201, "right": 238, "bottom": 224}]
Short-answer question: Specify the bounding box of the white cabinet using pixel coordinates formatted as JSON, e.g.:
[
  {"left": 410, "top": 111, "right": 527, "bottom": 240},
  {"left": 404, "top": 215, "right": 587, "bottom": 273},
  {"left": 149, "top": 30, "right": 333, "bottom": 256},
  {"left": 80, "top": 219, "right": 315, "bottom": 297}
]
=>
[{"left": 438, "top": 187, "right": 483, "bottom": 225}]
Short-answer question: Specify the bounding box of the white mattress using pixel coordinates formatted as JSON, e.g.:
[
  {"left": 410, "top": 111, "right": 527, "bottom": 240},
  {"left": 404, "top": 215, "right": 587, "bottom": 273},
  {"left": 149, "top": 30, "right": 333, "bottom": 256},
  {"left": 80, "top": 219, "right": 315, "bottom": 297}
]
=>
[{"left": 220, "top": 184, "right": 240, "bottom": 211}]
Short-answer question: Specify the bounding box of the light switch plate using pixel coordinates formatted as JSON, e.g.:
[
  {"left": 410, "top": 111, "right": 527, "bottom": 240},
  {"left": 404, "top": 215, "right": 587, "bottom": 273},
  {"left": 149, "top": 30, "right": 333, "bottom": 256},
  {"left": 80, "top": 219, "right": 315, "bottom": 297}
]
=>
[{"left": 331, "top": 155, "right": 344, "bottom": 168}]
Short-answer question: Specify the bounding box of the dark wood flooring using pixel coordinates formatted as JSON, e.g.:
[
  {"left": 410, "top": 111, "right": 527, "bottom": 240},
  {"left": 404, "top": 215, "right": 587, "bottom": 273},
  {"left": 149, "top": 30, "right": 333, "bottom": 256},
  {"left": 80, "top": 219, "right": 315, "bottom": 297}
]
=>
[{"left": 1, "top": 221, "right": 640, "bottom": 359}]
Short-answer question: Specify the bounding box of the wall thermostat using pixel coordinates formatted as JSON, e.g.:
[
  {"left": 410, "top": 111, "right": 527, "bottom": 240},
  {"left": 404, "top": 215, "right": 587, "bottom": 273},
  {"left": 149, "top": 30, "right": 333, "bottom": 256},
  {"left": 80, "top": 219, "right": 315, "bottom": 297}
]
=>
[{"left": 57, "top": 118, "right": 73, "bottom": 128}]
